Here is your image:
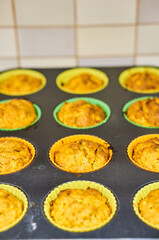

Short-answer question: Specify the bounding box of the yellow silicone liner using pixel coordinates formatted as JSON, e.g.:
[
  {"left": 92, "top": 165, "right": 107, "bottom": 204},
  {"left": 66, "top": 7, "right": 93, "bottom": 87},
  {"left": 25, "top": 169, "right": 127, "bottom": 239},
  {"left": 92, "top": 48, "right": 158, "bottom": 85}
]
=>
[
  {"left": 0, "top": 137, "right": 35, "bottom": 175},
  {"left": 49, "top": 134, "right": 113, "bottom": 173},
  {"left": 127, "top": 134, "right": 159, "bottom": 173},
  {"left": 133, "top": 181, "right": 159, "bottom": 230},
  {"left": 0, "top": 69, "right": 47, "bottom": 96},
  {"left": 119, "top": 66, "right": 159, "bottom": 94},
  {"left": 43, "top": 180, "right": 117, "bottom": 232},
  {"left": 0, "top": 184, "right": 28, "bottom": 232},
  {"left": 56, "top": 68, "right": 109, "bottom": 94}
]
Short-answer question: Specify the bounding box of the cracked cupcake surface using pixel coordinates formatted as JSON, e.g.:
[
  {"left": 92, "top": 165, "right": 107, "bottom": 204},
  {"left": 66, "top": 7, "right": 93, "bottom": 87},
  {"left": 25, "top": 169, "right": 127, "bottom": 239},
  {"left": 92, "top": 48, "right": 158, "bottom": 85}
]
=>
[
  {"left": 0, "top": 99, "right": 37, "bottom": 129},
  {"left": 49, "top": 188, "right": 111, "bottom": 230},
  {"left": 62, "top": 73, "right": 104, "bottom": 93},
  {"left": 57, "top": 99, "right": 106, "bottom": 128},
  {"left": 53, "top": 139, "right": 111, "bottom": 173},
  {"left": 126, "top": 98, "right": 159, "bottom": 127},
  {"left": 0, "top": 188, "right": 24, "bottom": 230},
  {"left": 0, "top": 74, "right": 42, "bottom": 95},
  {"left": 131, "top": 137, "right": 159, "bottom": 172},
  {"left": 138, "top": 189, "right": 159, "bottom": 227},
  {"left": 125, "top": 71, "right": 159, "bottom": 91},
  {"left": 0, "top": 138, "right": 34, "bottom": 174}
]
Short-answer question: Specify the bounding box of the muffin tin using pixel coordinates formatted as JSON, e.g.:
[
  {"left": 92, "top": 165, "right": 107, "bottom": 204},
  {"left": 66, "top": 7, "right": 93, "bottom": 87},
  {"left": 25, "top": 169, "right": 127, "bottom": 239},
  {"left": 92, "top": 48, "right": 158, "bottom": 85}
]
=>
[{"left": 0, "top": 67, "right": 159, "bottom": 239}]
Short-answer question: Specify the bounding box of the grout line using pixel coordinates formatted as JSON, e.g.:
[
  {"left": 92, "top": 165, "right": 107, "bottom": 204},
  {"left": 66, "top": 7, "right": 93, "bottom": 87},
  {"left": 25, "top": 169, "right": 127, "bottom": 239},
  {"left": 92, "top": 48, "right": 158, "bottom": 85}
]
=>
[
  {"left": 11, "top": 0, "right": 21, "bottom": 67},
  {"left": 74, "top": 0, "right": 78, "bottom": 67},
  {"left": 133, "top": 0, "right": 140, "bottom": 65}
]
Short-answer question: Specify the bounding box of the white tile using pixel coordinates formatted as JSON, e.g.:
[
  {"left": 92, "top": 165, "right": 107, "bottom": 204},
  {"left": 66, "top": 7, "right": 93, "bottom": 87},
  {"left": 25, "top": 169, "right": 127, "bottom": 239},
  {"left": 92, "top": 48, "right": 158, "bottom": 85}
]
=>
[
  {"left": 79, "top": 57, "right": 134, "bottom": 67},
  {"left": 0, "top": 29, "right": 17, "bottom": 57},
  {"left": 77, "top": 27, "right": 135, "bottom": 56},
  {"left": 137, "top": 25, "right": 159, "bottom": 54},
  {"left": 136, "top": 56, "right": 159, "bottom": 67},
  {"left": 20, "top": 57, "right": 76, "bottom": 68},
  {"left": 18, "top": 28, "right": 75, "bottom": 57},
  {"left": 15, "top": 0, "right": 74, "bottom": 26},
  {"left": 0, "top": 0, "right": 14, "bottom": 26},
  {"left": 0, "top": 59, "right": 18, "bottom": 71},
  {"left": 77, "top": 0, "right": 136, "bottom": 25},
  {"left": 139, "top": 0, "right": 159, "bottom": 23}
]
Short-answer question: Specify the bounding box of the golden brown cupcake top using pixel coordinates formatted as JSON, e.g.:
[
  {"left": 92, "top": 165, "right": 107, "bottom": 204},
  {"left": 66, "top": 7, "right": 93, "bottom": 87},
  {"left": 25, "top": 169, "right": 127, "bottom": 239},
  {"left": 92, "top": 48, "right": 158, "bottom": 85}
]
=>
[
  {"left": 138, "top": 189, "right": 159, "bottom": 226},
  {"left": 0, "top": 74, "right": 42, "bottom": 95},
  {"left": 0, "top": 188, "right": 23, "bottom": 230},
  {"left": 49, "top": 188, "right": 111, "bottom": 230},
  {"left": 0, "top": 99, "right": 37, "bottom": 129},
  {"left": 53, "top": 139, "right": 111, "bottom": 173},
  {"left": 126, "top": 98, "right": 159, "bottom": 127},
  {"left": 0, "top": 138, "right": 34, "bottom": 174},
  {"left": 125, "top": 72, "right": 159, "bottom": 91},
  {"left": 131, "top": 137, "right": 159, "bottom": 172},
  {"left": 57, "top": 100, "right": 106, "bottom": 128},
  {"left": 62, "top": 73, "right": 104, "bottom": 93}
]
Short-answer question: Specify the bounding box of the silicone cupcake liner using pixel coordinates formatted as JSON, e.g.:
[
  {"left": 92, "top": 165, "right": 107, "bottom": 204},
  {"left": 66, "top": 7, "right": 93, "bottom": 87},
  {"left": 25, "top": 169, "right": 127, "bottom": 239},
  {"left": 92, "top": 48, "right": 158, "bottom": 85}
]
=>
[
  {"left": 43, "top": 180, "right": 117, "bottom": 232},
  {"left": 0, "top": 137, "right": 36, "bottom": 175},
  {"left": 127, "top": 134, "right": 159, "bottom": 173},
  {"left": 119, "top": 66, "right": 159, "bottom": 94},
  {"left": 53, "top": 97, "right": 111, "bottom": 129},
  {"left": 0, "top": 99, "right": 41, "bottom": 131},
  {"left": 0, "top": 183, "right": 28, "bottom": 232},
  {"left": 133, "top": 181, "right": 159, "bottom": 230},
  {"left": 56, "top": 68, "right": 109, "bottom": 94},
  {"left": 0, "top": 69, "right": 47, "bottom": 96},
  {"left": 49, "top": 134, "right": 113, "bottom": 173},
  {"left": 122, "top": 96, "right": 159, "bottom": 129}
]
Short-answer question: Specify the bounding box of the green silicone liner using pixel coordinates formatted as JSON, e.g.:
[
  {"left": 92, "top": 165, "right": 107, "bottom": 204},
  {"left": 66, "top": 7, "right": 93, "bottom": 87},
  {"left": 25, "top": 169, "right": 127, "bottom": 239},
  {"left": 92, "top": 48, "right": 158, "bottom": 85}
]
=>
[
  {"left": 0, "top": 99, "right": 41, "bottom": 131},
  {"left": 56, "top": 68, "right": 109, "bottom": 94},
  {"left": 119, "top": 66, "right": 159, "bottom": 94},
  {"left": 0, "top": 69, "right": 47, "bottom": 96},
  {"left": 53, "top": 97, "right": 111, "bottom": 129},
  {"left": 122, "top": 96, "right": 159, "bottom": 129}
]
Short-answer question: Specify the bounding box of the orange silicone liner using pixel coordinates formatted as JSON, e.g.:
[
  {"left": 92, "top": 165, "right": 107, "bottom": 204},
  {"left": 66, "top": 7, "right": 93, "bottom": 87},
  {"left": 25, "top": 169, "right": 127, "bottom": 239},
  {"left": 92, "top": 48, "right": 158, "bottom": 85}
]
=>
[
  {"left": 43, "top": 180, "right": 117, "bottom": 232},
  {"left": 119, "top": 66, "right": 159, "bottom": 94},
  {"left": 49, "top": 134, "right": 113, "bottom": 173},
  {"left": 0, "top": 69, "right": 47, "bottom": 96},
  {"left": 0, "top": 183, "right": 28, "bottom": 232},
  {"left": 133, "top": 181, "right": 159, "bottom": 230},
  {"left": 0, "top": 137, "right": 36, "bottom": 175},
  {"left": 56, "top": 67, "right": 109, "bottom": 94},
  {"left": 127, "top": 134, "right": 159, "bottom": 173}
]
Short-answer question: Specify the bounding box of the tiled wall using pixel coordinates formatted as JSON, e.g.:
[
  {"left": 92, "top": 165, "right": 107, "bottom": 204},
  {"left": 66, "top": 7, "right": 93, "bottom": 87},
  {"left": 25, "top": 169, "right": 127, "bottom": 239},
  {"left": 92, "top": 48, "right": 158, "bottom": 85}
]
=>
[{"left": 0, "top": 0, "right": 159, "bottom": 70}]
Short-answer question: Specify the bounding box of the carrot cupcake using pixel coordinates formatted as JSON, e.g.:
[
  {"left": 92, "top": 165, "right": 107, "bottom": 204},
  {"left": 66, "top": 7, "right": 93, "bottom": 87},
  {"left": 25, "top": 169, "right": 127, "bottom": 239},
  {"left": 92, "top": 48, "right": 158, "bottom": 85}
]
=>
[
  {"left": 56, "top": 68, "right": 109, "bottom": 94},
  {"left": 124, "top": 97, "right": 159, "bottom": 127},
  {"left": 0, "top": 137, "right": 35, "bottom": 175},
  {"left": 44, "top": 181, "right": 117, "bottom": 232},
  {"left": 127, "top": 134, "right": 159, "bottom": 172},
  {"left": 0, "top": 69, "right": 46, "bottom": 96},
  {"left": 119, "top": 67, "right": 159, "bottom": 93},
  {"left": 49, "top": 135, "right": 112, "bottom": 173},
  {"left": 0, "top": 99, "right": 39, "bottom": 130}
]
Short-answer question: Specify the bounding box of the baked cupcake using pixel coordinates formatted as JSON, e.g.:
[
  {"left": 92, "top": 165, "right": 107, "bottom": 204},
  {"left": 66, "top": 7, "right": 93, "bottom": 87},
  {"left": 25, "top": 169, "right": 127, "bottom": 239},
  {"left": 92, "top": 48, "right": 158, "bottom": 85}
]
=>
[
  {"left": 0, "top": 69, "right": 46, "bottom": 96},
  {"left": 119, "top": 67, "right": 159, "bottom": 93},
  {"left": 55, "top": 97, "right": 110, "bottom": 129},
  {"left": 49, "top": 135, "right": 113, "bottom": 173},
  {"left": 133, "top": 181, "right": 159, "bottom": 229},
  {"left": 123, "top": 97, "right": 159, "bottom": 128},
  {"left": 0, "top": 184, "right": 28, "bottom": 232},
  {"left": 44, "top": 181, "right": 117, "bottom": 232},
  {"left": 127, "top": 134, "right": 159, "bottom": 172},
  {"left": 56, "top": 68, "right": 109, "bottom": 94},
  {"left": 0, "top": 99, "right": 41, "bottom": 130},
  {"left": 0, "top": 137, "right": 35, "bottom": 175}
]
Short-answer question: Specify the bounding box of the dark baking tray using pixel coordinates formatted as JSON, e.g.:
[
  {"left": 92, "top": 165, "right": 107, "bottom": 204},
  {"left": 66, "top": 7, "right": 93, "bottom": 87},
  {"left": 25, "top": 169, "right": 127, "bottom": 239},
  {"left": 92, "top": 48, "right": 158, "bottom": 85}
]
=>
[{"left": 0, "top": 67, "right": 159, "bottom": 239}]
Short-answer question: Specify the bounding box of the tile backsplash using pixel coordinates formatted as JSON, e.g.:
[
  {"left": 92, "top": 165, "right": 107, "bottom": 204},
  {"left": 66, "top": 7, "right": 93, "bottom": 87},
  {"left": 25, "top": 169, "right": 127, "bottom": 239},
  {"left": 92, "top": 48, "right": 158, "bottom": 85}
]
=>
[{"left": 0, "top": 0, "right": 159, "bottom": 70}]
